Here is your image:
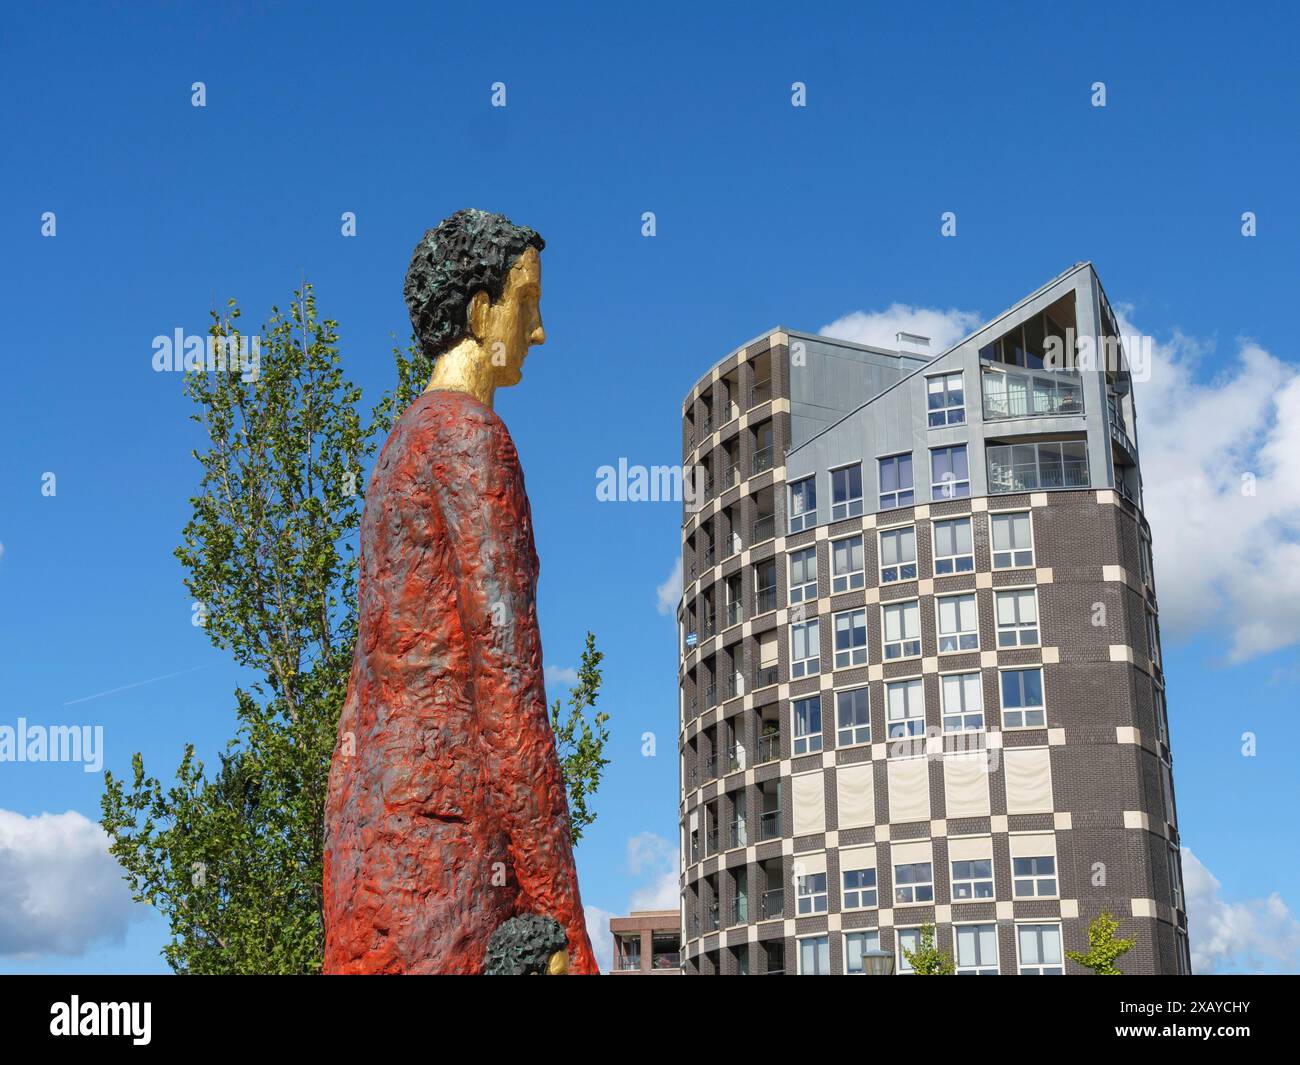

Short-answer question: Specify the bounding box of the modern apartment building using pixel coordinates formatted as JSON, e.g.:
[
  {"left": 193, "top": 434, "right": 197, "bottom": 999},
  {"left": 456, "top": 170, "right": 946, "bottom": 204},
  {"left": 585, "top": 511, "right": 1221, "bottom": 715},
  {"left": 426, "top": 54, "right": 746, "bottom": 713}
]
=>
[
  {"left": 676, "top": 262, "right": 1188, "bottom": 976},
  {"left": 609, "top": 910, "right": 683, "bottom": 974}
]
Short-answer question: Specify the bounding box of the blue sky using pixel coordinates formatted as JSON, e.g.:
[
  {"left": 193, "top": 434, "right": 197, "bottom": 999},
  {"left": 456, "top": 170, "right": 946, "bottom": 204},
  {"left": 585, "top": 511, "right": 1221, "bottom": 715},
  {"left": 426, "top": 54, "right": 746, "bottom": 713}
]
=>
[{"left": 1, "top": 0, "right": 1298, "bottom": 973}]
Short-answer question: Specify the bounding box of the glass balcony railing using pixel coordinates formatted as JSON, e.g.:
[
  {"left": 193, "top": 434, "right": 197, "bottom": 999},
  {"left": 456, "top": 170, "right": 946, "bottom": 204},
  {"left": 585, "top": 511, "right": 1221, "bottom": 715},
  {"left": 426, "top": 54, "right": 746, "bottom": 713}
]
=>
[
  {"left": 752, "top": 445, "right": 774, "bottom": 474},
  {"left": 754, "top": 586, "right": 777, "bottom": 615},
  {"left": 988, "top": 441, "right": 1090, "bottom": 494},
  {"left": 704, "top": 683, "right": 717, "bottom": 708},
  {"left": 729, "top": 818, "right": 748, "bottom": 849},
  {"left": 726, "top": 600, "right": 744, "bottom": 628},
  {"left": 981, "top": 367, "right": 1084, "bottom": 421},
  {"left": 726, "top": 671, "right": 744, "bottom": 698}
]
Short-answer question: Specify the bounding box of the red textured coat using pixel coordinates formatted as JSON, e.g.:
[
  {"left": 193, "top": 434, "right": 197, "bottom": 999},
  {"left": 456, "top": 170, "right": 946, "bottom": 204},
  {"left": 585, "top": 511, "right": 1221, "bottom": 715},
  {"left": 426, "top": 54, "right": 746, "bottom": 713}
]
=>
[{"left": 322, "top": 388, "right": 596, "bottom": 974}]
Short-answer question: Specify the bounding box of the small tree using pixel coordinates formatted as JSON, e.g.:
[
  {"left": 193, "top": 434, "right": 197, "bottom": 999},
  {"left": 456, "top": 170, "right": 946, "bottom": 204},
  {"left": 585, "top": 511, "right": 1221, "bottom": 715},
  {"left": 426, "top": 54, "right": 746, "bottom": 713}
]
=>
[
  {"left": 549, "top": 632, "right": 610, "bottom": 843},
  {"left": 1067, "top": 911, "right": 1135, "bottom": 974},
  {"left": 902, "top": 922, "right": 955, "bottom": 975}
]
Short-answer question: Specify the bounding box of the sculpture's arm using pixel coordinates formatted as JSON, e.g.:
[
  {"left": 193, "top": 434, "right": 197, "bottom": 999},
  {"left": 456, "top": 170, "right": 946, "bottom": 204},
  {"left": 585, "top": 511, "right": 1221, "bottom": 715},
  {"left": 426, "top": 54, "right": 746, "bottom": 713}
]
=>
[{"left": 430, "top": 406, "right": 597, "bottom": 974}]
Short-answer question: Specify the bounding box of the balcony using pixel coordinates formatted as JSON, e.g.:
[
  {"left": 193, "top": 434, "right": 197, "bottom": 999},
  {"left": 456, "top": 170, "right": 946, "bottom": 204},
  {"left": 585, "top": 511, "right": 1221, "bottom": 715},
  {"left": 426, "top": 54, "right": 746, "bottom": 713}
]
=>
[
  {"left": 988, "top": 441, "right": 1089, "bottom": 494},
  {"left": 726, "top": 600, "right": 744, "bottom": 628},
  {"left": 701, "top": 612, "right": 716, "bottom": 638},
  {"left": 758, "top": 809, "right": 781, "bottom": 841},
  {"left": 752, "top": 445, "right": 774, "bottom": 475},
  {"left": 756, "top": 733, "right": 779, "bottom": 763},
  {"left": 754, "top": 586, "right": 777, "bottom": 615},
  {"left": 705, "top": 829, "right": 719, "bottom": 856},
  {"left": 704, "top": 683, "right": 718, "bottom": 709},
  {"left": 706, "top": 906, "right": 720, "bottom": 933},
  {"left": 729, "top": 818, "right": 748, "bottom": 849},
  {"left": 752, "top": 514, "right": 775, "bottom": 543},
  {"left": 981, "top": 367, "right": 1084, "bottom": 421},
  {"left": 731, "top": 897, "right": 750, "bottom": 925},
  {"left": 761, "top": 888, "right": 784, "bottom": 919},
  {"left": 727, "top": 743, "right": 745, "bottom": 773},
  {"left": 726, "top": 671, "right": 744, "bottom": 699},
  {"left": 700, "top": 544, "right": 715, "bottom": 570},
  {"left": 750, "top": 378, "right": 772, "bottom": 407}
]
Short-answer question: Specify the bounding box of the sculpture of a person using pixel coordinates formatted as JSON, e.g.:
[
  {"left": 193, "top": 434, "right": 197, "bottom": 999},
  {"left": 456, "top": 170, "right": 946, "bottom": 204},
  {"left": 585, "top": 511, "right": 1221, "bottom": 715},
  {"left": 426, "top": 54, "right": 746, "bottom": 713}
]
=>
[{"left": 322, "top": 210, "right": 596, "bottom": 974}]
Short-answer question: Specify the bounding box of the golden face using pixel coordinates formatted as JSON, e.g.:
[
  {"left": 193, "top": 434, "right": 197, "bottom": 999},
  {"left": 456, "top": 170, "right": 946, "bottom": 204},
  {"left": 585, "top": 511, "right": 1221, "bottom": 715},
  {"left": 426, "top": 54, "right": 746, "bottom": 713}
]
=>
[
  {"left": 546, "top": 949, "right": 570, "bottom": 975},
  {"left": 469, "top": 246, "right": 545, "bottom": 390}
]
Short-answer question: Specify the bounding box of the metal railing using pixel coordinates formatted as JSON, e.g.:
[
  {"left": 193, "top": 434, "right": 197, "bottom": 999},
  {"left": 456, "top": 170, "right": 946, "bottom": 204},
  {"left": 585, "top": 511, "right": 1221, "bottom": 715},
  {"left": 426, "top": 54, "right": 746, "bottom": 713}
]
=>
[
  {"left": 752, "top": 514, "right": 775, "bottom": 543},
  {"left": 754, "top": 586, "right": 777, "bottom": 615},
  {"left": 726, "top": 600, "right": 743, "bottom": 627},
  {"left": 761, "top": 888, "right": 784, "bottom": 918},
  {"left": 726, "top": 671, "right": 744, "bottom": 698},
  {"left": 704, "top": 683, "right": 717, "bottom": 709},
  {"left": 753, "top": 445, "right": 774, "bottom": 474},
  {"left": 756, "top": 733, "right": 779, "bottom": 763},
  {"left": 750, "top": 378, "right": 772, "bottom": 407},
  {"left": 758, "top": 809, "right": 781, "bottom": 840},
  {"left": 729, "top": 818, "right": 747, "bottom": 849}
]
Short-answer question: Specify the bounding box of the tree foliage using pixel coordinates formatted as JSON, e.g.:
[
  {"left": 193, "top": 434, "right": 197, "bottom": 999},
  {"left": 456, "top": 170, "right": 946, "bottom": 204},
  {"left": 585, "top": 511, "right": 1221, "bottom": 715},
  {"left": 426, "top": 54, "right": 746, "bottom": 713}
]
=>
[
  {"left": 902, "top": 922, "right": 956, "bottom": 975},
  {"left": 1066, "top": 911, "right": 1135, "bottom": 975},
  {"left": 549, "top": 632, "right": 610, "bottom": 843}
]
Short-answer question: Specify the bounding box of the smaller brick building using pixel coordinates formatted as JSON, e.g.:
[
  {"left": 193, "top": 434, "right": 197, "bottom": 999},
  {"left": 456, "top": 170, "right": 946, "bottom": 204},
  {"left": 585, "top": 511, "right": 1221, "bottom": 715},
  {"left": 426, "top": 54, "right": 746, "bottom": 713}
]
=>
[{"left": 609, "top": 910, "right": 683, "bottom": 974}]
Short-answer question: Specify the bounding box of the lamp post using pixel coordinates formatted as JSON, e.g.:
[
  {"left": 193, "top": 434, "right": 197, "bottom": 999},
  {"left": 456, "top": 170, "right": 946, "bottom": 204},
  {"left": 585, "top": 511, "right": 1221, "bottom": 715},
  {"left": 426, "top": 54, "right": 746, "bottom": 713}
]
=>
[{"left": 860, "top": 948, "right": 895, "bottom": 976}]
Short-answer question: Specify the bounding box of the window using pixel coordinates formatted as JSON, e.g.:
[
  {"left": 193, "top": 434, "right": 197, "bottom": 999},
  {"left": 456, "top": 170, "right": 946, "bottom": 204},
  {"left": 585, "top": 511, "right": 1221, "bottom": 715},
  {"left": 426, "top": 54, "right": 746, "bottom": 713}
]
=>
[
  {"left": 796, "top": 873, "right": 828, "bottom": 915},
  {"left": 991, "top": 511, "right": 1034, "bottom": 568},
  {"left": 941, "top": 672, "right": 984, "bottom": 733},
  {"left": 831, "top": 534, "right": 865, "bottom": 593},
  {"left": 995, "top": 589, "right": 1039, "bottom": 647},
  {"left": 844, "top": 930, "right": 882, "bottom": 974},
  {"left": 1001, "top": 667, "right": 1045, "bottom": 728},
  {"left": 981, "top": 366, "right": 1084, "bottom": 420},
  {"left": 933, "top": 517, "right": 974, "bottom": 574},
  {"left": 936, "top": 593, "right": 979, "bottom": 653},
  {"left": 1146, "top": 608, "right": 1162, "bottom": 667},
  {"left": 885, "top": 678, "right": 925, "bottom": 740},
  {"left": 927, "top": 372, "right": 965, "bottom": 427},
  {"left": 790, "top": 619, "right": 820, "bottom": 678},
  {"left": 1012, "top": 856, "right": 1056, "bottom": 898},
  {"left": 788, "top": 546, "right": 817, "bottom": 604},
  {"left": 836, "top": 687, "right": 870, "bottom": 746},
  {"left": 1153, "top": 680, "right": 1169, "bottom": 746},
  {"left": 842, "top": 866, "right": 877, "bottom": 911},
  {"left": 951, "top": 861, "right": 994, "bottom": 901},
  {"left": 798, "top": 934, "right": 830, "bottom": 974},
  {"left": 1140, "top": 535, "right": 1154, "bottom": 589},
  {"left": 931, "top": 445, "right": 970, "bottom": 500},
  {"left": 955, "top": 924, "right": 999, "bottom": 974},
  {"left": 831, "top": 464, "right": 863, "bottom": 520},
  {"left": 1017, "top": 923, "right": 1063, "bottom": 975},
  {"left": 754, "top": 559, "right": 777, "bottom": 614},
  {"left": 833, "top": 609, "right": 868, "bottom": 668},
  {"left": 792, "top": 695, "right": 822, "bottom": 755},
  {"left": 987, "top": 440, "right": 1089, "bottom": 494},
  {"left": 879, "top": 453, "right": 914, "bottom": 509},
  {"left": 789, "top": 476, "right": 817, "bottom": 533},
  {"left": 896, "top": 927, "right": 923, "bottom": 974},
  {"left": 879, "top": 526, "right": 917, "bottom": 583},
  {"left": 1169, "top": 845, "right": 1185, "bottom": 913},
  {"left": 893, "top": 862, "right": 933, "bottom": 905},
  {"left": 882, "top": 600, "right": 921, "bottom": 660}
]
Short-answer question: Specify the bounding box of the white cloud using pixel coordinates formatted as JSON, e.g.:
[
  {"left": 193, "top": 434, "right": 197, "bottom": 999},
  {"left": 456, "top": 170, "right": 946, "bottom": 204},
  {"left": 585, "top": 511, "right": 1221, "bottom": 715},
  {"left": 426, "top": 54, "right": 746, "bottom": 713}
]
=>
[
  {"left": 820, "top": 303, "right": 982, "bottom": 355},
  {"left": 655, "top": 556, "right": 683, "bottom": 616},
  {"left": 1124, "top": 312, "right": 1300, "bottom": 661},
  {"left": 544, "top": 664, "right": 578, "bottom": 686},
  {"left": 584, "top": 904, "right": 616, "bottom": 973},
  {"left": 0, "top": 809, "right": 140, "bottom": 957},
  {"left": 1183, "top": 848, "right": 1300, "bottom": 973},
  {"left": 626, "top": 831, "right": 680, "bottom": 911}
]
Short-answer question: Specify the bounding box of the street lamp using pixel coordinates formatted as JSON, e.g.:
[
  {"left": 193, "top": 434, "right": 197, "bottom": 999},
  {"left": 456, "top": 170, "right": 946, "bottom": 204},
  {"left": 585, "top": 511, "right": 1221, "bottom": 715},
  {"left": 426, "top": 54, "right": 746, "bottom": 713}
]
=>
[{"left": 860, "top": 948, "right": 895, "bottom": 976}]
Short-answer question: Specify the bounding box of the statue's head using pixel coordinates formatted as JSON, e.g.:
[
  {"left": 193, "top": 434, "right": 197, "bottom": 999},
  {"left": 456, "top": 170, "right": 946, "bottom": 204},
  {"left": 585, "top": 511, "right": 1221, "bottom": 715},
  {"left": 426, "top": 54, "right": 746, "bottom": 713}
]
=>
[
  {"left": 404, "top": 209, "right": 546, "bottom": 391},
  {"left": 482, "top": 913, "right": 570, "bottom": 976}
]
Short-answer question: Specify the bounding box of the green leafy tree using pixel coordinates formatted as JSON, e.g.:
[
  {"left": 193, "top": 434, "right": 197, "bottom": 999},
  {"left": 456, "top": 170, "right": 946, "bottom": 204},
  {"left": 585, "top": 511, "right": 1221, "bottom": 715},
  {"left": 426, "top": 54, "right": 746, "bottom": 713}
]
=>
[
  {"left": 902, "top": 922, "right": 956, "bottom": 975},
  {"left": 549, "top": 632, "right": 610, "bottom": 843},
  {"left": 101, "top": 293, "right": 607, "bottom": 973},
  {"left": 1067, "top": 911, "right": 1135, "bottom": 974}
]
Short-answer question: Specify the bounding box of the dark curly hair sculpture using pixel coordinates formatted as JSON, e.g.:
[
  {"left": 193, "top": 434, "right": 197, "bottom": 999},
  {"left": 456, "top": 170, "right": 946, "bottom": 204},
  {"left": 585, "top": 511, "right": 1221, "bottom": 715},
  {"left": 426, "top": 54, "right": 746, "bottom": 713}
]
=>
[
  {"left": 483, "top": 914, "right": 569, "bottom": 976},
  {"left": 403, "top": 208, "right": 546, "bottom": 361}
]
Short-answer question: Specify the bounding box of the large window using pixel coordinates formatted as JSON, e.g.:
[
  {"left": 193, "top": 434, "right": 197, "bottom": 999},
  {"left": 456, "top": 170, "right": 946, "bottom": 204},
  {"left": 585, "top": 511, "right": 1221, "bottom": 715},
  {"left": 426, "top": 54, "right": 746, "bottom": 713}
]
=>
[
  {"left": 931, "top": 445, "right": 970, "bottom": 500},
  {"left": 886, "top": 678, "right": 925, "bottom": 739},
  {"left": 987, "top": 440, "right": 1089, "bottom": 493},
  {"left": 955, "top": 924, "right": 999, "bottom": 974},
  {"left": 896, "top": 927, "right": 923, "bottom": 974},
  {"left": 1017, "top": 923, "right": 1064, "bottom": 975},
  {"left": 1013, "top": 856, "right": 1057, "bottom": 897},
  {"left": 796, "top": 873, "right": 828, "bottom": 915},
  {"left": 844, "top": 930, "right": 881, "bottom": 974},
  {"left": 880, "top": 526, "right": 917, "bottom": 583},
  {"left": 951, "top": 861, "right": 994, "bottom": 901},
  {"left": 798, "top": 934, "right": 831, "bottom": 975},
  {"left": 879, "top": 454, "right": 914, "bottom": 509},
  {"left": 927, "top": 372, "right": 965, "bottom": 427},
  {"left": 981, "top": 366, "right": 1084, "bottom": 420},
  {"left": 995, "top": 589, "right": 1039, "bottom": 647},
  {"left": 1001, "top": 667, "right": 1045, "bottom": 728},
  {"left": 833, "top": 608, "right": 868, "bottom": 668},
  {"left": 788, "top": 546, "right": 817, "bottom": 604},
  {"left": 893, "top": 862, "right": 933, "bottom": 905},
  {"left": 842, "top": 866, "right": 878, "bottom": 910},
  {"left": 789, "top": 476, "right": 817, "bottom": 533},
  {"left": 991, "top": 511, "right": 1034, "bottom": 568},
  {"left": 790, "top": 619, "right": 820, "bottom": 678},
  {"left": 882, "top": 600, "right": 921, "bottom": 660},
  {"left": 941, "top": 672, "right": 984, "bottom": 732},
  {"left": 937, "top": 593, "right": 979, "bottom": 653},
  {"left": 836, "top": 687, "right": 870, "bottom": 746},
  {"left": 933, "top": 517, "right": 974, "bottom": 574},
  {"left": 831, "top": 464, "right": 864, "bottom": 520},
  {"left": 792, "top": 695, "right": 822, "bottom": 755},
  {"left": 831, "top": 534, "right": 865, "bottom": 593}
]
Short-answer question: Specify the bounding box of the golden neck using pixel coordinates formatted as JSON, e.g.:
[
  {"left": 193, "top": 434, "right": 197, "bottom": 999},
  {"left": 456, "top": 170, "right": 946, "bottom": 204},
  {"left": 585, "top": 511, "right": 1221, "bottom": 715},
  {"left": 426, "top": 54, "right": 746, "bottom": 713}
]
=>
[{"left": 423, "top": 338, "right": 497, "bottom": 408}]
